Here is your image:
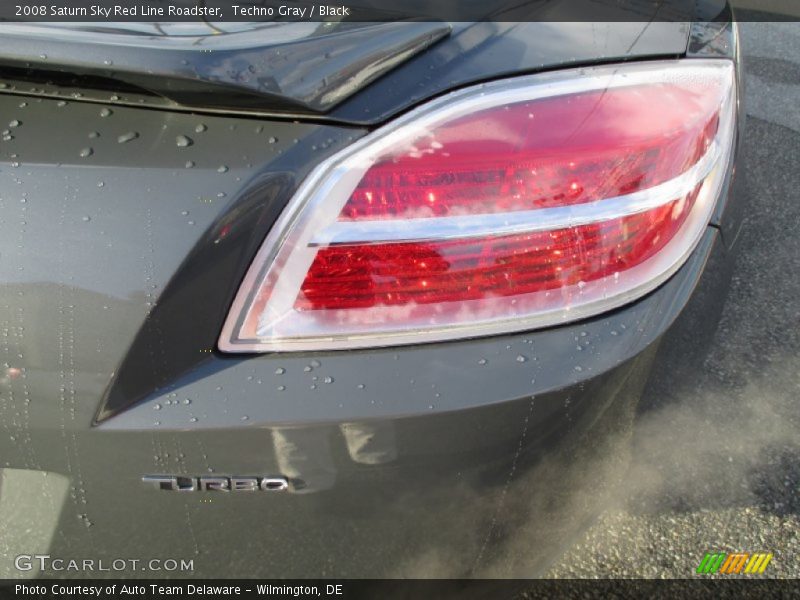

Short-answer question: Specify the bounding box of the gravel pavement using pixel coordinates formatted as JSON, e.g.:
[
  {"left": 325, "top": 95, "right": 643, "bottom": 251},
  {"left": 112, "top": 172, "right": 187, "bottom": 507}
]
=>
[{"left": 542, "top": 22, "right": 800, "bottom": 579}]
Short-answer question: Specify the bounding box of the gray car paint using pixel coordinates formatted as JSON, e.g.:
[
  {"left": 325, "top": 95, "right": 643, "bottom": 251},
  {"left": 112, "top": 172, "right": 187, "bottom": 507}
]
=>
[
  {"left": 0, "top": 21, "right": 691, "bottom": 124},
  {"left": 0, "top": 21, "right": 451, "bottom": 113}
]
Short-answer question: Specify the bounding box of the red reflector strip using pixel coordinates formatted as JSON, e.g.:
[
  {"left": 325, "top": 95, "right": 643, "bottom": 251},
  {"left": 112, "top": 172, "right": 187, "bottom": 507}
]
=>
[{"left": 297, "top": 187, "right": 700, "bottom": 311}]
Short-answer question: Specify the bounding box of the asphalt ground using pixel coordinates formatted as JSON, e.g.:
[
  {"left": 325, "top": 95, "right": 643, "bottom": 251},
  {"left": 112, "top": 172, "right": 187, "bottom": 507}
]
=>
[{"left": 541, "top": 23, "right": 800, "bottom": 579}]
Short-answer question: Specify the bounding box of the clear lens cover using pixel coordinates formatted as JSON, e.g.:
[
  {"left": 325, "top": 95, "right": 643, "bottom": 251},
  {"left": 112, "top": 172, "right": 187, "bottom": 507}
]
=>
[{"left": 220, "top": 59, "right": 736, "bottom": 352}]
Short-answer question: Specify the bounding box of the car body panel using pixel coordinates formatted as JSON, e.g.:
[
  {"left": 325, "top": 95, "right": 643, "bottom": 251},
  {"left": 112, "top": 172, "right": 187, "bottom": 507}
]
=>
[
  {"left": 0, "top": 230, "right": 729, "bottom": 578},
  {"left": 0, "top": 21, "right": 451, "bottom": 114},
  {"left": 328, "top": 21, "right": 692, "bottom": 124},
  {"left": 0, "top": 14, "right": 745, "bottom": 579},
  {"left": 0, "top": 20, "right": 692, "bottom": 124}
]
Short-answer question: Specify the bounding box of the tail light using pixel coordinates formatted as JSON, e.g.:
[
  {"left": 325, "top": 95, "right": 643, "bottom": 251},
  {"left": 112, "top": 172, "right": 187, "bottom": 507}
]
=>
[{"left": 220, "top": 60, "right": 736, "bottom": 352}]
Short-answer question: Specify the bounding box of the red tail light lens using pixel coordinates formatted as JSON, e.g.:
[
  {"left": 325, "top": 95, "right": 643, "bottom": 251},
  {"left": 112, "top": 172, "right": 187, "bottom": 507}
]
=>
[
  {"left": 220, "top": 60, "right": 736, "bottom": 352},
  {"left": 340, "top": 87, "right": 717, "bottom": 220},
  {"left": 298, "top": 195, "right": 700, "bottom": 311}
]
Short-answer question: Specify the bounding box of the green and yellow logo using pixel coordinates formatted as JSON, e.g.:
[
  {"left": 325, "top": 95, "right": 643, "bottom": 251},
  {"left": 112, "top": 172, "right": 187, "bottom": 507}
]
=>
[{"left": 696, "top": 552, "right": 773, "bottom": 575}]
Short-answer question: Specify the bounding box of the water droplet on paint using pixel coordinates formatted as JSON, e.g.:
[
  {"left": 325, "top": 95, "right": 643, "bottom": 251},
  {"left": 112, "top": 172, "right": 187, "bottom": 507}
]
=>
[{"left": 117, "top": 131, "right": 139, "bottom": 144}]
